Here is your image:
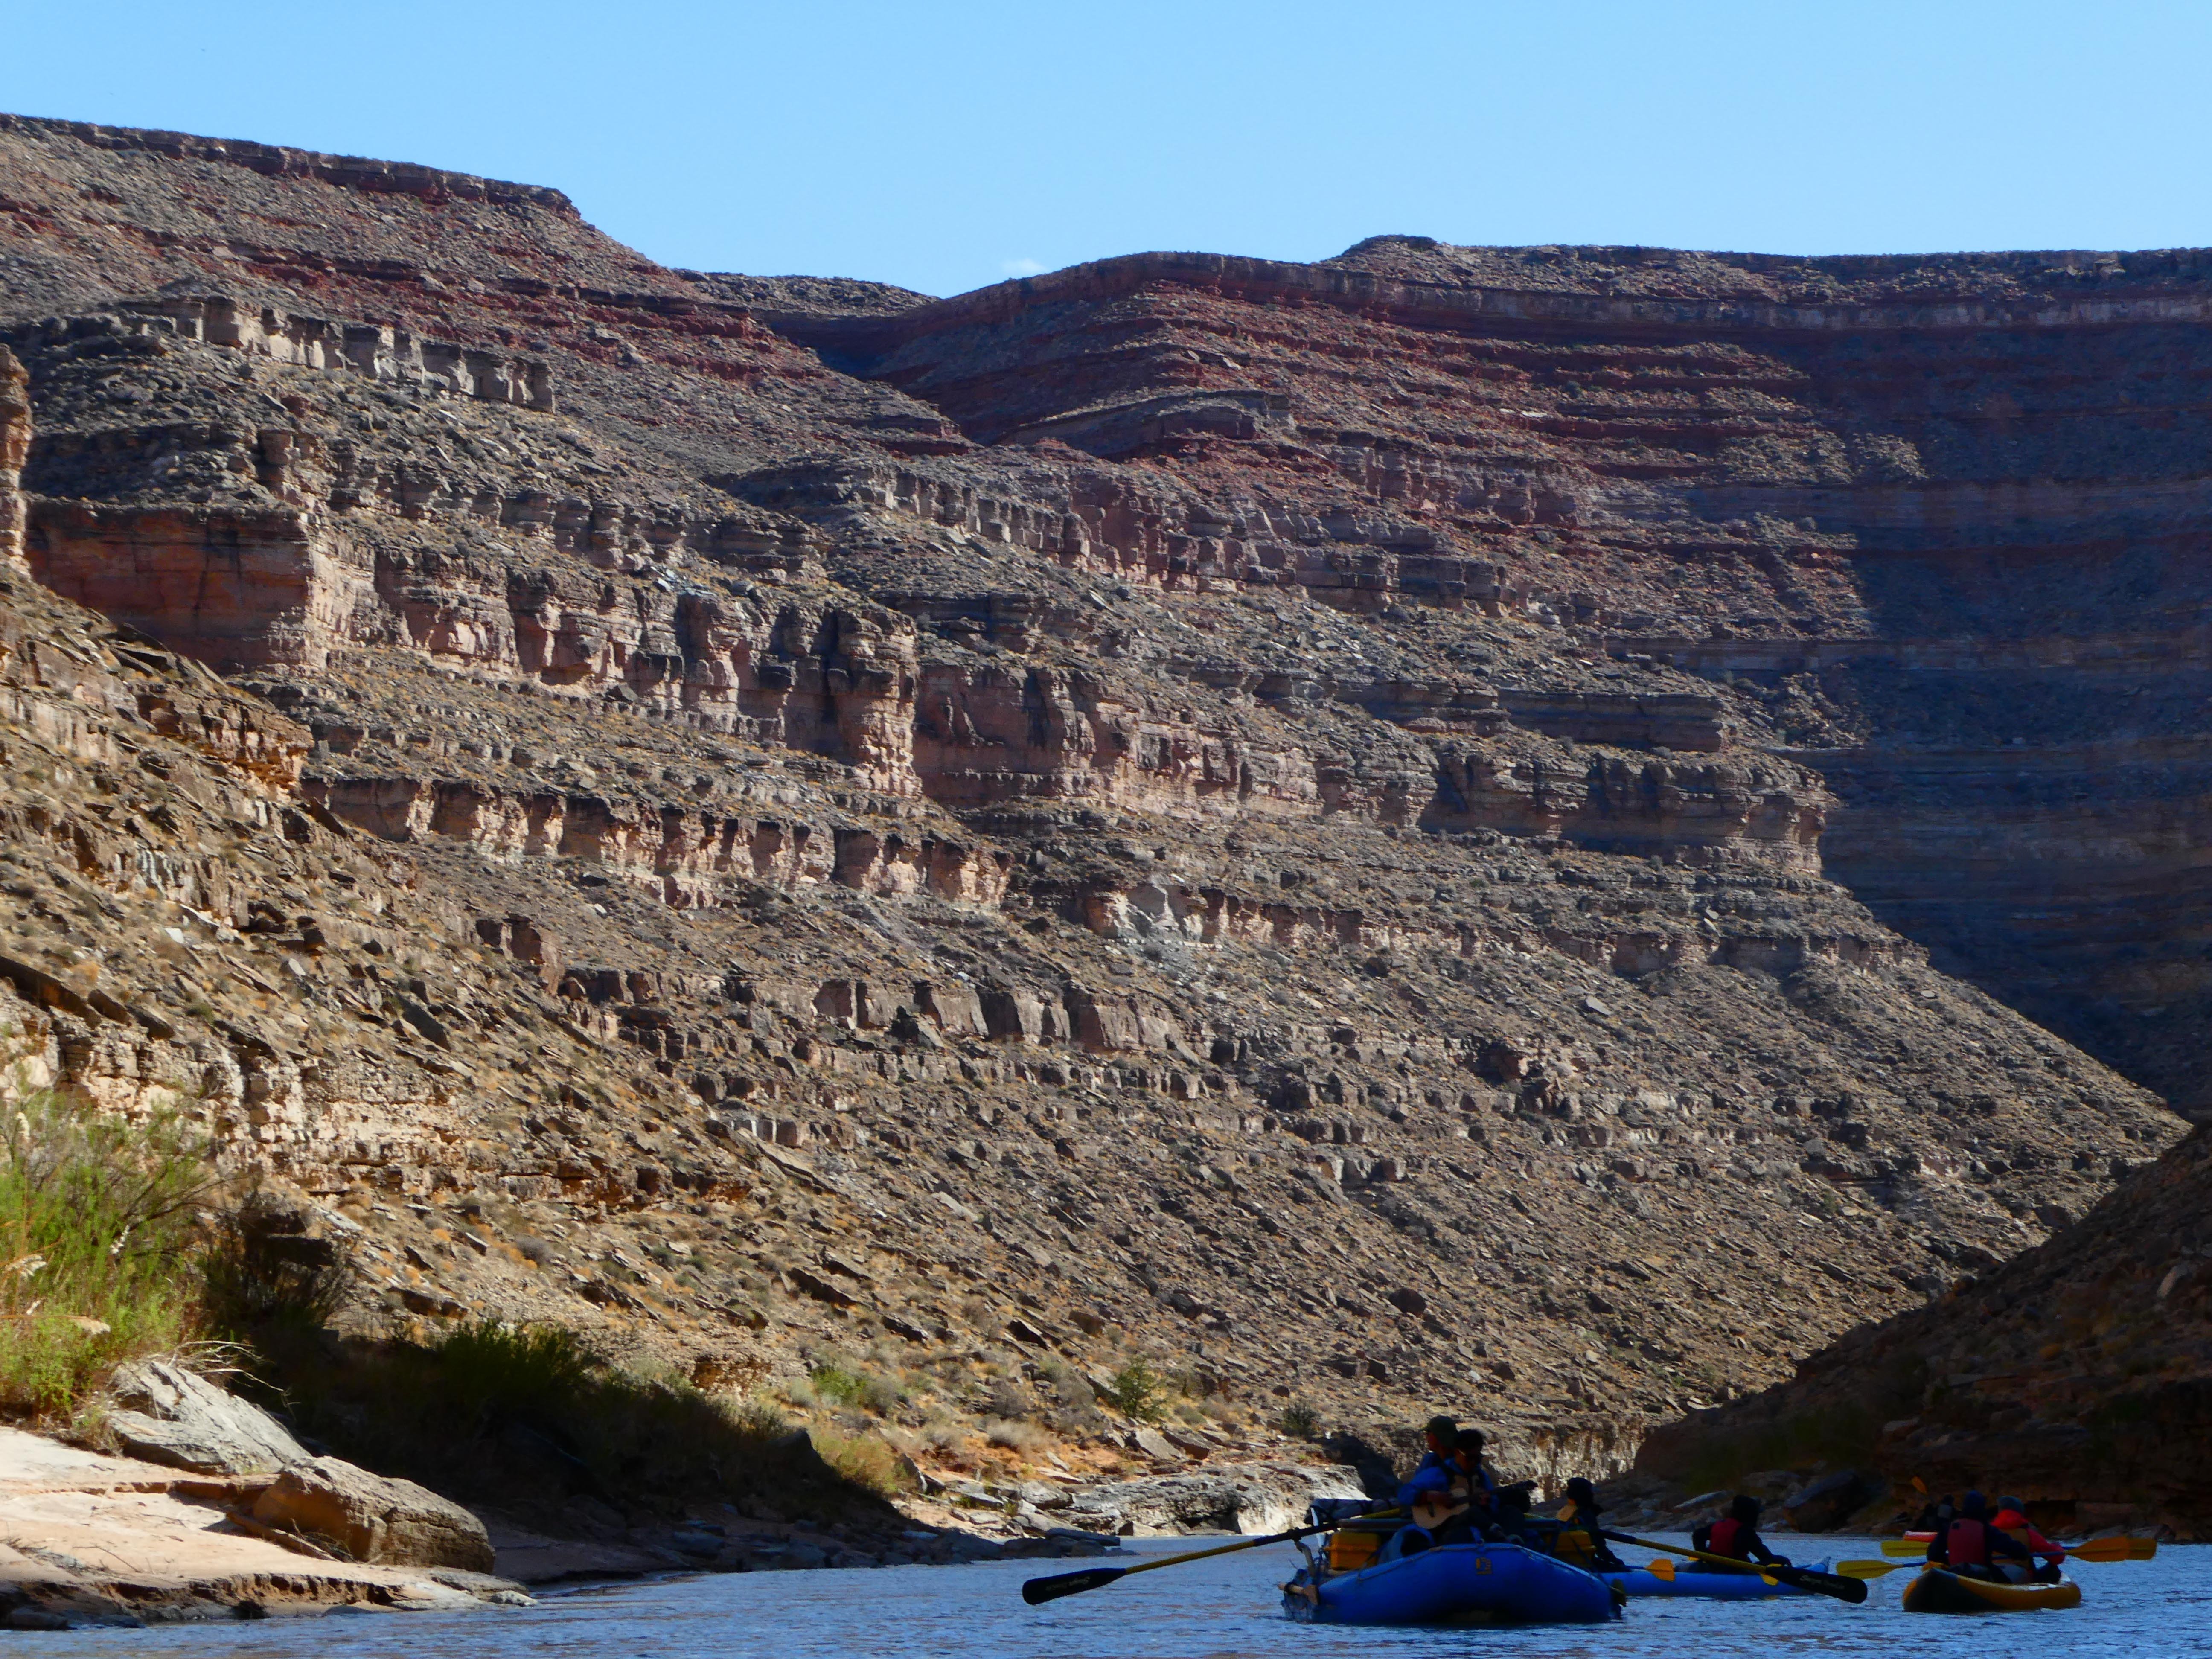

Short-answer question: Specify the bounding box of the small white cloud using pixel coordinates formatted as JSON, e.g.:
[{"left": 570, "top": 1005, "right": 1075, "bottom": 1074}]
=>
[{"left": 1000, "top": 257, "right": 1047, "bottom": 277}]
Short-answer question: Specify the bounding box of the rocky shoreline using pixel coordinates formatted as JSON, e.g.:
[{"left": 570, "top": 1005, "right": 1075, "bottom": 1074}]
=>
[{"left": 0, "top": 1355, "right": 1397, "bottom": 1626}]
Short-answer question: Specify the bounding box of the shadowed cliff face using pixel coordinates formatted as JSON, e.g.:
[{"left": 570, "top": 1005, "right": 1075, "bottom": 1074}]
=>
[
  {"left": 1639, "top": 1121, "right": 2212, "bottom": 1535},
  {"left": 0, "top": 116, "right": 2196, "bottom": 1498}
]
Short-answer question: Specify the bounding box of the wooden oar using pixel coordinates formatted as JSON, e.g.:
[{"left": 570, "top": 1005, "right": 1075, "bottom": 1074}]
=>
[
  {"left": 1881, "top": 1534, "right": 2154, "bottom": 1562},
  {"left": 1599, "top": 1531, "right": 1866, "bottom": 1604},
  {"left": 1021, "top": 1508, "right": 1403, "bottom": 1606}
]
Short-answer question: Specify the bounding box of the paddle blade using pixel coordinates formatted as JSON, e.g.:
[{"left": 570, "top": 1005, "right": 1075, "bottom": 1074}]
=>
[
  {"left": 1022, "top": 1566, "right": 1127, "bottom": 1605},
  {"left": 2067, "top": 1535, "right": 2157, "bottom": 1563},
  {"left": 1835, "top": 1560, "right": 1906, "bottom": 1579},
  {"left": 1646, "top": 1557, "right": 1676, "bottom": 1581},
  {"left": 1881, "top": 1539, "right": 1927, "bottom": 1557},
  {"left": 1767, "top": 1565, "right": 1869, "bottom": 1604}
]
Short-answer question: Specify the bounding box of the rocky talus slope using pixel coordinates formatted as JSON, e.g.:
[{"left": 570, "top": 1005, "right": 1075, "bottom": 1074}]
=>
[
  {"left": 0, "top": 113, "right": 2196, "bottom": 1511},
  {"left": 1639, "top": 1121, "right": 2212, "bottom": 1534}
]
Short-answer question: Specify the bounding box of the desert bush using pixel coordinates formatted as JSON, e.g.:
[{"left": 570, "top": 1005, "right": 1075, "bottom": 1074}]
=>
[
  {"left": 1279, "top": 1400, "right": 1320, "bottom": 1440},
  {"left": 1107, "top": 1359, "right": 1164, "bottom": 1421},
  {"left": 811, "top": 1425, "right": 914, "bottom": 1496},
  {"left": 808, "top": 1363, "right": 864, "bottom": 1406},
  {"left": 0, "top": 1091, "right": 207, "bottom": 1417},
  {"left": 985, "top": 1417, "right": 1045, "bottom": 1452},
  {"left": 983, "top": 1377, "right": 1032, "bottom": 1419}
]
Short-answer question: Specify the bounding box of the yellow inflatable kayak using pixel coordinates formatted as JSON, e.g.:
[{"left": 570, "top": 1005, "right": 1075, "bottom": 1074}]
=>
[{"left": 1903, "top": 1567, "right": 2082, "bottom": 1613}]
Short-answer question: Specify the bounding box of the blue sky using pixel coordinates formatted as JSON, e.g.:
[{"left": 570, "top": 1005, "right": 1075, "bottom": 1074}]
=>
[{"left": 10, "top": 1, "right": 2211, "bottom": 297}]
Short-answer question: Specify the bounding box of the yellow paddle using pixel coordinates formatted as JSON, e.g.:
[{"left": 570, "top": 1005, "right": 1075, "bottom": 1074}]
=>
[
  {"left": 1643, "top": 1557, "right": 1779, "bottom": 1587},
  {"left": 1879, "top": 1535, "right": 2154, "bottom": 1562}
]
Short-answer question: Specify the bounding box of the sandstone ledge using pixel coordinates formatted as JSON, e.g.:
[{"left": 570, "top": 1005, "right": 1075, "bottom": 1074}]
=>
[{"left": 0, "top": 1428, "right": 531, "bottom": 1627}]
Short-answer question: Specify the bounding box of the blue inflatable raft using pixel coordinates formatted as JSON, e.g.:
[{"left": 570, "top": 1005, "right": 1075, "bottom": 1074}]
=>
[
  {"left": 1283, "top": 1543, "right": 1623, "bottom": 1625},
  {"left": 1601, "top": 1558, "right": 1831, "bottom": 1599}
]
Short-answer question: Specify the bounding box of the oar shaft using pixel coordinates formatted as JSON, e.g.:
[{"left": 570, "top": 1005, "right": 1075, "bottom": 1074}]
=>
[
  {"left": 1027, "top": 1506, "right": 1404, "bottom": 1601},
  {"left": 1119, "top": 1531, "right": 1302, "bottom": 1578},
  {"left": 1602, "top": 1530, "right": 1864, "bottom": 1604}
]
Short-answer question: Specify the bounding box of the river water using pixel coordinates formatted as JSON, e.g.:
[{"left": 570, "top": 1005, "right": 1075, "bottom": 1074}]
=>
[{"left": 29, "top": 1537, "right": 2211, "bottom": 1656}]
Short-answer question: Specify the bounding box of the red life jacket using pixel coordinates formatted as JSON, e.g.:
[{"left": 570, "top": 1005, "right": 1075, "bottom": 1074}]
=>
[
  {"left": 1943, "top": 1517, "right": 1994, "bottom": 1566},
  {"left": 1706, "top": 1516, "right": 1749, "bottom": 1559}
]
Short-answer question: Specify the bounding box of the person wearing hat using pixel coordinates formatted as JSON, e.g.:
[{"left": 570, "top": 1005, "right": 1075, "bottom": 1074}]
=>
[
  {"left": 1412, "top": 1429, "right": 1502, "bottom": 1545},
  {"left": 1393, "top": 1414, "right": 1462, "bottom": 1508},
  {"left": 1927, "top": 1490, "right": 2034, "bottom": 1580},
  {"left": 1692, "top": 1495, "right": 1791, "bottom": 1572},
  {"left": 1990, "top": 1496, "right": 2066, "bottom": 1583}
]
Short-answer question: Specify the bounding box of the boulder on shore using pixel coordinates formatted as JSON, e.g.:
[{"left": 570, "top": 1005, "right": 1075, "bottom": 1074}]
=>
[
  {"left": 252, "top": 1456, "right": 496, "bottom": 1572},
  {"left": 1066, "top": 1461, "right": 1367, "bottom": 1537},
  {"left": 103, "top": 1360, "right": 308, "bottom": 1476}
]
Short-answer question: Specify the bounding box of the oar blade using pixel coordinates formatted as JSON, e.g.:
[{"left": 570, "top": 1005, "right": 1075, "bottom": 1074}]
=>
[
  {"left": 1835, "top": 1559, "right": 1904, "bottom": 1579},
  {"left": 1022, "top": 1566, "right": 1127, "bottom": 1606},
  {"left": 1881, "top": 1539, "right": 1926, "bottom": 1557},
  {"left": 1646, "top": 1557, "right": 1676, "bottom": 1581},
  {"left": 1780, "top": 1567, "right": 1868, "bottom": 1604},
  {"left": 2068, "top": 1534, "right": 2157, "bottom": 1562}
]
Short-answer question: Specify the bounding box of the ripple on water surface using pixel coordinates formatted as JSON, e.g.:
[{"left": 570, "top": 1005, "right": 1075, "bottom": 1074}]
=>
[{"left": 25, "top": 1539, "right": 2212, "bottom": 1659}]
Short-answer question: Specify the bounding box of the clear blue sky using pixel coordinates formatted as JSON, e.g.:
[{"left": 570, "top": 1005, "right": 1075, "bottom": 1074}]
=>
[{"left": 11, "top": 1, "right": 2211, "bottom": 297}]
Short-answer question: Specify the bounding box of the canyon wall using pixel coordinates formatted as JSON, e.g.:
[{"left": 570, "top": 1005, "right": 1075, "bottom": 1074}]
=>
[{"left": 0, "top": 113, "right": 2200, "bottom": 1493}]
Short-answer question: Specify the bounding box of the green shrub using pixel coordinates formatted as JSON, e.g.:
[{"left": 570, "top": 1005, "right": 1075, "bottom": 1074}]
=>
[
  {"left": 811, "top": 1425, "right": 914, "bottom": 1496},
  {"left": 1107, "top": 1359, "right": 1164, "bottom": 1421},
  {"left": 1279, "top": 1400, "right": 1320, "bottom": 1440},
  {"left": 808, "top": 1363, "right": 864, "bottom": 1406},
  {"left": 0, "top": 1092, "right": 207, "bottom": 1417}
]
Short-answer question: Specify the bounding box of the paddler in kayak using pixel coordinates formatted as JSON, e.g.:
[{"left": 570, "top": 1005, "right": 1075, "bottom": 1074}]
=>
[
  {"left": 1990, "top": 1495, "right": 2067, "bottom": 1583},
  {"left": 1926, "top": 1490, "right": 2035, "bottom": 1581},
  {"left": 1548, "top": 1477, "right": 1627, "bottom": 1572},
  {"left": 1691, "top": 1495, "right": 1792, "bottom": 1572}
]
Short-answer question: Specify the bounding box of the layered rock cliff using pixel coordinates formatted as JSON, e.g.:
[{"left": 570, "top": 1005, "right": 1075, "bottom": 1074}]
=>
[{"left": 0, "top": 113, "right": 2197, "bottom": 1500}]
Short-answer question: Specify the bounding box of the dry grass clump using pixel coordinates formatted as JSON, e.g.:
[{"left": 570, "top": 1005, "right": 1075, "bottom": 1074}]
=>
[{"left": 984, "top": 1417, "right": 1045, "bottom": 1452}]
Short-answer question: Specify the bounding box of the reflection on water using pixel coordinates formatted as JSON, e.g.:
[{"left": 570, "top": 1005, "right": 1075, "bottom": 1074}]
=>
[{"left": 27, "top": 1537, "right": 2212, "bottom": 1658}]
